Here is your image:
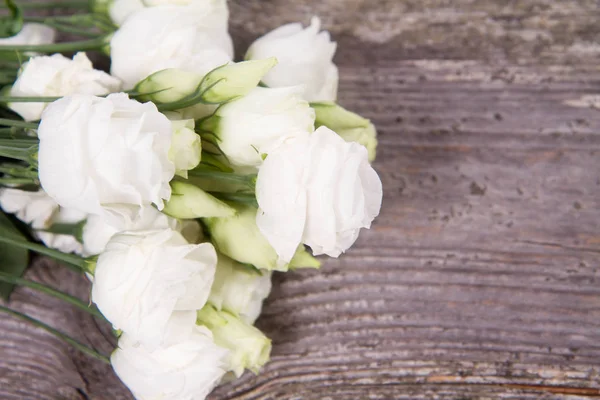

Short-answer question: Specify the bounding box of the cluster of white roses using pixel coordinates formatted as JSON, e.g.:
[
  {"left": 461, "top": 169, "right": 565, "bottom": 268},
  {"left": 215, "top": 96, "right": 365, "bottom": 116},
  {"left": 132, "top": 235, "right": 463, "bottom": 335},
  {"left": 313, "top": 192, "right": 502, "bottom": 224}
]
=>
[{"left": 0, "top": 1, "right": 382, "bottom": 399}]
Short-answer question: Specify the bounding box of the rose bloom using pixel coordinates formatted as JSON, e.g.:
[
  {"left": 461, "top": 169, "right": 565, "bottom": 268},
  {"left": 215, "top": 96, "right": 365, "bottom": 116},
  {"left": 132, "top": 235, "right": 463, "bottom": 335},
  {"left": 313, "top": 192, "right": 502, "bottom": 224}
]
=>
[
  {"left": 37, "top": 93, "right": 175, "bottom": 216},
  {"left": 0, "top": 188, "right": 85, "bottom": 254},
  {"left": 0, "top": 23, "right": 55, "bottom": 47},
  {"left": 112, "top": 323, "right": 228, "bottom": 400},
  {"left": 256, "top": 126, "right": 382, "bottom": 263},
  {"left": 92, "top": 229, "right": 218, "bottom": 349},
  {"left": 81, "top": 205, "right": 178, "bottom": 256},
  {"left": 9, "top": 52, "right": 121, "bottom": 121},
  {"left": 110, "top": 0, "right": 233, "bottom": 89},
  {"left": 246, "top": 17, "right": 338, "bottom": 102},
  {"left": 205, "top": 86, "right": 315, "bottom": 168}
]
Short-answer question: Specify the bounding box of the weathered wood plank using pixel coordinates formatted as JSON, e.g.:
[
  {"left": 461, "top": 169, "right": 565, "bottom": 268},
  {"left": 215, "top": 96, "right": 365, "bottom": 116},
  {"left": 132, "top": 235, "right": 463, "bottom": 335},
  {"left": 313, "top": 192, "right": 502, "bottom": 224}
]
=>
[{"left": 1, "top": 0, "right": 600, "bottom": 398}]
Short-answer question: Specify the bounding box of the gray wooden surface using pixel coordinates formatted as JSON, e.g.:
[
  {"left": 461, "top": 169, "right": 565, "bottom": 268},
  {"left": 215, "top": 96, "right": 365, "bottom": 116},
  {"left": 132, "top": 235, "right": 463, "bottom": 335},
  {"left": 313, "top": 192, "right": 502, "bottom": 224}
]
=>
[{"left": 2, "top": 0, "right": 600, "bottom": 398}]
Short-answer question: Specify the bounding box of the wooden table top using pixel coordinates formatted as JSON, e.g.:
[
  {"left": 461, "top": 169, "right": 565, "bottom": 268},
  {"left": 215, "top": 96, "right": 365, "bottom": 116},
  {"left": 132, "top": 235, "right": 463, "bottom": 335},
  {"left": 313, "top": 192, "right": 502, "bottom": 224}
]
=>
[{"left": 1, "top": 1, "right": 599, "bottom": 398}]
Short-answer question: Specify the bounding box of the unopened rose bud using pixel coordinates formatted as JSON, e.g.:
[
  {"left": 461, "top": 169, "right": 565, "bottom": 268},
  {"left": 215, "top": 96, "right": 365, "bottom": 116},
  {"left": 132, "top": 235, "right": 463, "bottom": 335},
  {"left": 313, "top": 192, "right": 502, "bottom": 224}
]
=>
[
  {"left": 200, "top": 86, "right": 315, "bottom": 167},
  {"left": 199, "top": 57, "right": 277, "bottom": 103},
  {"left": 203, "top": 203, "right": 282, "bottom": 270},
  {"left": 203, "top": 203, "right": 313, "bottom": 271},
  {"left": 312, "top": 102, "right": 378, "bottom": 161},
  {"left": 197, "top": 304, "right": 271, "bottom": 377},
  {"left": 209, "top": 253, "right": 272, "bottom": 324},
  {"left": 135, "top": 68, "right": 203, "bottom": 104},
  {"left": 163, "top": 181, "right": 235, "bottom": 219},
  {"left": 169, "top": 119, "right": 202, "bottom": 178}
]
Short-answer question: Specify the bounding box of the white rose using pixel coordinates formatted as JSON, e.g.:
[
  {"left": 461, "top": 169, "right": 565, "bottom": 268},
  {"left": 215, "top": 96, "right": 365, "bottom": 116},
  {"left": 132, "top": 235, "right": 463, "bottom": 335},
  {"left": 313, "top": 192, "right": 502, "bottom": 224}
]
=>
[
  {"left": 38, "top": 93, "right": 175, "bottom": 216},
  {"left": 112, "top": 325, "right": 228, "bottom": 400},
  {"left": 108, "top": 0, "right": 143, "bottom": 25},
  {"left": 0, "top": 23, "right": 55, "bottom": 47},
  {"left": 91, "top": 229, "right": 217, "bottom": 348},
  {"left": 0, "top": 188, "right": 85, "bottom": 254},
  {"left": 197, "top": 304, "right": 271, "bottom": 377},
  {"left": 0, "top": 188, "right": 57, "bottom": 229},
  {"left": 203, "top": 86, "right": 315, "bottom": 167},
  {"left": 168, "top": 119, "right": 201, "bottom": 178},
  {"left": 108, "top": 0, "right": 202, "bottom": 26},
  {"left": 246, "top": 17, "right": 338, "bottom": 102},
  {"left": 256, "top": 126, "right": 382, "bottom": 263},
  {"left": 110, "top": 1, "right": 233, "bottom": 89},
  {"left": 209, "top": 253, "right": 272, "bottom": 324},
  {"left": 9, "top": 52, "right": 122, "bottom": 121},
  {"left": 81, "top": 205, "right": 178, "bottom": 256}
]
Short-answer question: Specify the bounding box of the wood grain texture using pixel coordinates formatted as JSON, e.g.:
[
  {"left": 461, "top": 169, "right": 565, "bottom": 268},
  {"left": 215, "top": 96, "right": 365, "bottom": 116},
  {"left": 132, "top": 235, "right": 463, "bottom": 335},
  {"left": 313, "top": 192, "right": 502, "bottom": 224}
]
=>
[{"left": 2, "top": 0, "right": 600, "bottom": 398}]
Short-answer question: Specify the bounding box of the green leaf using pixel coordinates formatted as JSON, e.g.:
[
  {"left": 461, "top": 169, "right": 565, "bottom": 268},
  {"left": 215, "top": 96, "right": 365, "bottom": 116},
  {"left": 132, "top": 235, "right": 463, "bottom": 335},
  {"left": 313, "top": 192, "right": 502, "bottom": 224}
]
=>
[
  {"left": 0, "top": 212, "right": 29, "bottom": 300},
  {"left": 0, "top": 0, "right": 24, "bottom": 39}
]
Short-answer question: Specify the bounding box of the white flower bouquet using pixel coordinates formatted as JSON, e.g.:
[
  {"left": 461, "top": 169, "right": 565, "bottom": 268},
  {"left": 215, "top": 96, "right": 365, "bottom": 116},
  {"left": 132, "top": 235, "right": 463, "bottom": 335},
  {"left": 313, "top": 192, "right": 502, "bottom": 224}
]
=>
[{"left": 0, "top": 0, "right": 382, "bottom": 398}]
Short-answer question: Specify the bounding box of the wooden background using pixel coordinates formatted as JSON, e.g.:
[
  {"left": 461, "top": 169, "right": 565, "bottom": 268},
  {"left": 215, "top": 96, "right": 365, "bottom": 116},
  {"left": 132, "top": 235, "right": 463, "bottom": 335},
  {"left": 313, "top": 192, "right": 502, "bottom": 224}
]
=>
[{"left": 1, "top": 0, "right": 600, "bottom": 398}]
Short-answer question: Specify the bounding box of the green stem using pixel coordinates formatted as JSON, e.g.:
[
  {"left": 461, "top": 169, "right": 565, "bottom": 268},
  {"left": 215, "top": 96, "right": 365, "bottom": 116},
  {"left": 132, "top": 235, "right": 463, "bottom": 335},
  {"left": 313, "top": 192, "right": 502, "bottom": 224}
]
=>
[
  {"left": 0, "top": 35, "right": 110, "bottom": 53},
  {"left": 0, "top": 127, "right": 30, "bottom": 137},
  {"left": 187, "top": 168, "right": 256, "bottom": 188},
  {"left": 40, "top": 220, "right": 86, "bottom": 243},
  {"left": 200, "top": 152, "right": 233, "bottom": 173},
  {"left": 0, "top": 72, "right": 17, "bottom": 84},
  {"left": 19, "top": 0, "right": 90, "bottom": 9},
  {"left": 0, "top": 305, "right": 110, "bottom": 363},
  {"left": 89, "top": 16, "right": 116, "bottom": 33},
  {"left": 0, "top": 177, "right": 37, "bottom": 185},
  {"left": 23, "top": 14, "right": 116, "bottom": 33},
  {"left": 0, "top": 148, "right": 35, "bottom": 163},
  {"left": 0, "top": 96, "right": 61, "bottom": 103},
  {"left": 0, "top": 60, "right": 20, "bottom": 68},
  {"left": 0, "top": 165, "right": 38, "bottom": 178},
  {"left": 39, "top": 21, "right": 102, "bottom": 38},
  {"left": 0, "top": 235, "right": 88, "bottom": 271},
  {"left": 154, "top": 81, "right": 221, "bottom": 112},
  {"left": 0, "top": 138, "right": 39, "bottom": 163},
  {"left": 24, "top": 14, "right": 96, "bottom": 24},
  {"left": 0, "top": 138, "right": 39, "bottom": 146},
  {"left": 209, "top": 191, "right": 258, "bottom": 207},
  {"left": 0, "top": 272, "right": 105, "bottom": 320},
  {"left": 0, "top": 118, "right": 38, "bottom": 129}
]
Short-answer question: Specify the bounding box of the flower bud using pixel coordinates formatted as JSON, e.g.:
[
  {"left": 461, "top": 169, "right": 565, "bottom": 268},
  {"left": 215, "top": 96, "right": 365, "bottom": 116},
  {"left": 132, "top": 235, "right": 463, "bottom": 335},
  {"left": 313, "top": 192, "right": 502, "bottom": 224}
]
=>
[
  {"left": 135, "top": 68, "right": 203, "bottom": 104},
  {"left": 169, "top": 119, "right": 201, "bottom": 178},
  {"left": 200, "top": 86, "right": 315, "bottom": 167},
  {"left": 312, "top": 102, "right": 378, "bottom": 161},
  {"left": 163, "top": 181, "right": 236, "bottom": 219},
  {"left": 197, "top": 304, "right": 271, "bottom": 377},
  {"left": 289, "top": 245, "right": 321, "bottom": 269},
  {"left": 199, "top": 58, "right": 277, "bottom": 103},
  {"left": 209, "top": 253, "right": 272, "bottom": 324},
  {"left": 203, "top": 203, "right": 314, "bottom": 271},
  {"left": 90, "top": 0, "right": 113, "bottom": 15},
  {"left": 203, "top": 203, "right": 282, "bottom": 270}
]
